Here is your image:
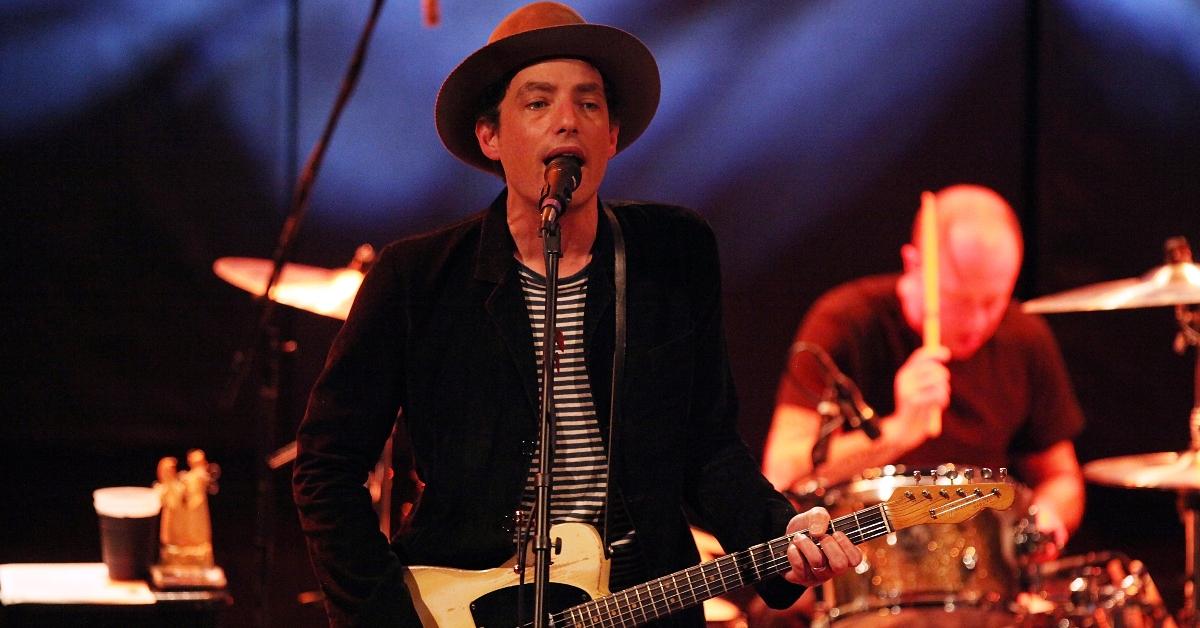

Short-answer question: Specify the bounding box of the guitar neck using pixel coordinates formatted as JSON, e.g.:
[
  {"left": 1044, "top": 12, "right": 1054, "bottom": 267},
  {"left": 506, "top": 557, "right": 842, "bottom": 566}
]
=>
[{"left": 551, "top": 504, "right": 891, "bottom": 628}]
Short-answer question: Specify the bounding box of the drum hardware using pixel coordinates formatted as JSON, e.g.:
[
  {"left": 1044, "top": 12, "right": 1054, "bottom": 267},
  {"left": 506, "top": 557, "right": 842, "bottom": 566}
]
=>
[
  {"left": 217, "top": 244, "right": 395, "bottom": 527},
  {"left": 215, "top": 245, "right": 377, "bottom": 621},
  {"left": 1018, "top": 551, "right": 1176, "bottom": 627},
  {"left": 1025, "top": 236, "right": 1200, "bottom": 625}
]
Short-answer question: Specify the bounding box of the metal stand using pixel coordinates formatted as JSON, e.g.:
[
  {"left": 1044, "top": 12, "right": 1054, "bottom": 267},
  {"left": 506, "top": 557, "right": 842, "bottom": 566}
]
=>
[
  {"left": 1173, "top": 237, "right": 1200, "bottom": 626},
  {"left": 531, "top": 205, "right": 564, "bottom": 628},
  {"left": 1181, "top": 488, "right": 1199, "bottom": 628},
  {"left": 1178, "top": 305, "right": 1200, "bottom": 627},
  {"left": 220, "top": 4, "right": 386, "bottom": 625}
]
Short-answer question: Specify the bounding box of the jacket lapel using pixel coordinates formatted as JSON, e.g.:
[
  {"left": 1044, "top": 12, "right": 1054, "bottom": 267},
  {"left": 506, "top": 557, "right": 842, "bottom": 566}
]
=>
[{"left": 476, "top": 191, "right": 540, "bottom": 423}]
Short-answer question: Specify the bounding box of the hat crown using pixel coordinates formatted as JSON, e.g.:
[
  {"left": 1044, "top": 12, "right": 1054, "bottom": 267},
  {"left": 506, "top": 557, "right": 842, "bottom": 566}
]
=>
[{"left": 487, "top": 2, "right": 586, "bottom": 44}]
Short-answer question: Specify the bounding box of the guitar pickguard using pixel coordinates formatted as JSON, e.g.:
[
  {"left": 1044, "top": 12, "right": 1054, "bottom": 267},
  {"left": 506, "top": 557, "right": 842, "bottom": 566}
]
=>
[{"left": 470, "top": 582, "right": 591, "bottom": 628}]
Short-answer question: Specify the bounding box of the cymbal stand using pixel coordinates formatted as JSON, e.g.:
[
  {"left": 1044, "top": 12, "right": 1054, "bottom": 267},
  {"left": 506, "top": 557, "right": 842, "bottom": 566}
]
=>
[
  {"left": 221, "top": 3, "right": 386, "bottom": 625},
  {"left": 1176, "top": 294, "right": 1200, "bottom": 627},
  {"left": 1162, "top": 237, "right": 1200, "bottom": 626}
]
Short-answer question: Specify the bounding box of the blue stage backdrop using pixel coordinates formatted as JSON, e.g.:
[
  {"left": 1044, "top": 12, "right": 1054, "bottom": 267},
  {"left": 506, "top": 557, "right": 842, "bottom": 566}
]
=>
[{"left": 2, "top": 2, "right": 1198, "bottom": 626}]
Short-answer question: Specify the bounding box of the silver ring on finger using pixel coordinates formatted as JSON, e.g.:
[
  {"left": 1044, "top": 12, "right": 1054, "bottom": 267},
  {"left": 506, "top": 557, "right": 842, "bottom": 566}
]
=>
[
  {"left": 815, "top": 540, "right": 830, "bottom": 562},
  {"left": 813, "top": 541, "right": 831, "bottom": 571}
]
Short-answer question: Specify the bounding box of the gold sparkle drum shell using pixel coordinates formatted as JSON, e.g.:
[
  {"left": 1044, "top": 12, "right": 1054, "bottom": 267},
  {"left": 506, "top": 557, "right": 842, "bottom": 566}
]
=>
[{"left": 818, "top": 467, "right": 1029, "bottom": 627}]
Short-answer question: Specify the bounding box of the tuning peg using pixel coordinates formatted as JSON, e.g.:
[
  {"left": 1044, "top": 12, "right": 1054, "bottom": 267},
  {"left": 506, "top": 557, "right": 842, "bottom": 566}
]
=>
[
  {"left": 947, "top": 469, "right": 958, "bottom": 482},
  {"left": 913, "top": 470, "right": 923, "bottom": 484},
  {"left": 964, "top": 468, "right": 974, "bottom": 482},
  {"left": 998, "top": 467, "right": 1008, "bottom": 481},
  {"left": 981, "top": 468, "right": 993, "bottom": 480}
]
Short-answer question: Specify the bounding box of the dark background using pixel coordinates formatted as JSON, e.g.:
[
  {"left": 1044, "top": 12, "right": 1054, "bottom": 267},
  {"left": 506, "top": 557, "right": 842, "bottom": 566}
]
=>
[{"left": 2, "top": 1, "right": 1198, "bottom": 626}]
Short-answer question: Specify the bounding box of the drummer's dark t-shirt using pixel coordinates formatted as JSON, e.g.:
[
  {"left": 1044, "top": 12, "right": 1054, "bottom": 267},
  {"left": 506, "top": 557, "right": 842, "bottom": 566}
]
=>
[{"left": 777, "top": 274, "right": 1084, "bottom": 475}]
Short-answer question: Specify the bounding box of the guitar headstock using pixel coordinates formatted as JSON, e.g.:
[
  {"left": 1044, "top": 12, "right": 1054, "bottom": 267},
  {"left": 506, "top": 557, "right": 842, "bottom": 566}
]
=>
[{"left": 883, "top": 470, "right": 1015, "bottom": 532}]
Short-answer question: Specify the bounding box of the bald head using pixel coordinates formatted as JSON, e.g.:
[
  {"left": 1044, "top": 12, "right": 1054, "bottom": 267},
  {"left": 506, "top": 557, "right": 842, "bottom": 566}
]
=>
[
  {"left": 913, "top": 184, "right": 1023, "bottom": 261},
  {"left": 899, "top": 184, "right": 1025, "bottom": 360}
]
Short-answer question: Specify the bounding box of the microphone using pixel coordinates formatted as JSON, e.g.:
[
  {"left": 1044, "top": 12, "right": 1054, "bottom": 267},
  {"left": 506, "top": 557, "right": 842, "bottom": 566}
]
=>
[
  {"left": 812, "top": 386, "right": 839, "bottom": 466},
  {"left": 790, "top": 341, "right": 881, "bottom": 440},
  {"left": 831, "top": 372, "right": 880, "bottom": 440},
  {"left": 539, "top": 155, "right": 583, "bottom": 222}
]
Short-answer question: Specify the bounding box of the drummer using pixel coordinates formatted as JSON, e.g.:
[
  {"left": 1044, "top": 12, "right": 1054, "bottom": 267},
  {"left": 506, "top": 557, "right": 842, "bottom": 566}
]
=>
[{"left": 762, "top": 183, "right": 1085, "bottom": 558}]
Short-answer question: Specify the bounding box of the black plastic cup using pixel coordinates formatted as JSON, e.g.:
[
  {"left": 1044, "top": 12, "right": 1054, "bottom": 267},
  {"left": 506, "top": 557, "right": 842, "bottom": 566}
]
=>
[{"left": 93, "top": 487, "right": 161, "bottom": 581}]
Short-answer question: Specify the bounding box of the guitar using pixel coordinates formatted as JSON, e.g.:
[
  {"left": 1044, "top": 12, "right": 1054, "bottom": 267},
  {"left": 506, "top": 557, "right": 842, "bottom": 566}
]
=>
[{"left": 402, "top": 481, "right": 1015, "bottom": 627}]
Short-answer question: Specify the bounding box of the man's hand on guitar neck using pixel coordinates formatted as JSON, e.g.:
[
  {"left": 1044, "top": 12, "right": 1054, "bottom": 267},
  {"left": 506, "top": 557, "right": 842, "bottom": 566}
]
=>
[{"left": 782, "top": 507, "right": 863, "bottom": 587}]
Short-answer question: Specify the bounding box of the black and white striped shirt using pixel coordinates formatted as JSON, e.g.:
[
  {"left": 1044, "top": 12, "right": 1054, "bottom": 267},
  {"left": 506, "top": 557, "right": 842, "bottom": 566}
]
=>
[{"left": 516, "top": 263, "right": 643, "bottom": 589}]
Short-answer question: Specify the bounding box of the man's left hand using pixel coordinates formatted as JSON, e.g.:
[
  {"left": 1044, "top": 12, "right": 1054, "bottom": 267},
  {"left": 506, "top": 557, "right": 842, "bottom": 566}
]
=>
[{"left": 782, "top": 507, "right": 862, "bottom": 586}]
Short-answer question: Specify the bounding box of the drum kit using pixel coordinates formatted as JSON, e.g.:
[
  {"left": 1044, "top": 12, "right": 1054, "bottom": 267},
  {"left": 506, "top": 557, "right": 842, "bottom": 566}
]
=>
[
  {"left": 792, "top": 465, "right": 1177, "bottom": 628},
  {"left": 797, "top": 237, "right": 1200, "bottom": 627},
  {"left": 214, "top": 236, "right": 1200, "bottom": 626},
  {"left": 738, "top": 237, "right": 1200, "bottom": 627}
]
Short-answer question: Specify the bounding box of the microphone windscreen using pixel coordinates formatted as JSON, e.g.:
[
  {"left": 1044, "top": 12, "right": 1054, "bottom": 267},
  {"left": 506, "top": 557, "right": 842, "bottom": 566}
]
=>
[{"left": 546, "top": 155, "right": 582, "bottom": 189}]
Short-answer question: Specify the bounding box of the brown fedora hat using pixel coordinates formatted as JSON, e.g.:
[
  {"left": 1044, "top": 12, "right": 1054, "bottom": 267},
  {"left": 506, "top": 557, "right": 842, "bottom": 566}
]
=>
[{"left": 435, "top": 2, "right": 660, "bottom": 174}]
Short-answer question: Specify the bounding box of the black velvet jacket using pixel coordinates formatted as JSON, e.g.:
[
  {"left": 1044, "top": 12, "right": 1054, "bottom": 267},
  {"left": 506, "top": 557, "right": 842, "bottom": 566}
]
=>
[{"left": 292, "top": 192, "right": 802, "bottom": 626}]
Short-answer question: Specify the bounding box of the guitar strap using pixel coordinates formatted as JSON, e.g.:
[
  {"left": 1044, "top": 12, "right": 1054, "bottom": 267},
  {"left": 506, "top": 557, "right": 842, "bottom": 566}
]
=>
[{"left": 601, "top": 205, "right": 626, "bottom": 558}]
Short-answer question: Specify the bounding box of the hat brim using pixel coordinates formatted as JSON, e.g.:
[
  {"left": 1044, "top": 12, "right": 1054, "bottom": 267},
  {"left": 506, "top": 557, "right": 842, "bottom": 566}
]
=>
[{"left": 435, "top": 22, "right": 660, "bottom": 175}]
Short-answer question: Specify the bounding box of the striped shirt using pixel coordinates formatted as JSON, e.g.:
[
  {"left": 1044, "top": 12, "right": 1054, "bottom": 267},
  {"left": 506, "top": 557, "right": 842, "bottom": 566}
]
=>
[{"left": 516, "top": 263, "right": 643, "bottom": 590}]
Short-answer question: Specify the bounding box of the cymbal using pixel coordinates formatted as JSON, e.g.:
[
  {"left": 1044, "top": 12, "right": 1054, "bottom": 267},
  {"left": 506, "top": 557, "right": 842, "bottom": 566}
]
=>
[
  {"left": 1083, "top": 450, "right": 1200, "bottom": 491},
  {"left": 1023, "top": 260, "right": 1200, "bottom": 314},
  {"left": 213, "top": 257, "right": 364, "bottom": 321}
]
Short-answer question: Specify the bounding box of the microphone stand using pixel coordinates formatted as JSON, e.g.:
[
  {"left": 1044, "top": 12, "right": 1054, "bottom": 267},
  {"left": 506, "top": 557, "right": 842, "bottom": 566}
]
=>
[
  {"left": 530, "top": 194, "right": 569, "bottom": 628},
  {"left": 791, "top": 342, "right": 880, "bottom": 471}
]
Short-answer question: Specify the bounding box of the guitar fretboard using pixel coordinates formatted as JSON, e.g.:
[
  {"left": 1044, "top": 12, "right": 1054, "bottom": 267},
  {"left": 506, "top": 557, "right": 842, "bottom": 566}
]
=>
[{"left": 549, "top": 504, "right": 891, "bottom": 628}]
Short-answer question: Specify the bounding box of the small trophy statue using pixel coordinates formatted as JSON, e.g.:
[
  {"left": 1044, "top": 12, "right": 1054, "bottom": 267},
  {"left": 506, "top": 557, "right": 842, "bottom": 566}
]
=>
[{"left": 150, "top": 449, "right": 226, "bottom": 589}]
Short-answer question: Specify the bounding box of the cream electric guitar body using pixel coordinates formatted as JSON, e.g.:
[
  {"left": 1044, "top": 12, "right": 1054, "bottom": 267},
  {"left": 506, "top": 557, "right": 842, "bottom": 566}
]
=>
[{"left": 403, "top": 481, "right": 1015, "bottom": 628}]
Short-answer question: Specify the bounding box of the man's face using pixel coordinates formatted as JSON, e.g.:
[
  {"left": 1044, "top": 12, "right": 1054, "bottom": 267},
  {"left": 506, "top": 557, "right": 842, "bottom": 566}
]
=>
[
  {"left": 476, "top": 58, "right": 619, "bottom": 213},
  {"left": 932, "top": 224, "right": 1021, "bottom": 360}
]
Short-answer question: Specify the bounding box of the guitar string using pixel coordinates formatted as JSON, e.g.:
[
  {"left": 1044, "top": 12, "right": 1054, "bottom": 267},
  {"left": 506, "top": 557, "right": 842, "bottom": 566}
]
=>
[
  {"left": 555, "top": 508, "right": 892, "bottom": 628},
  {"left": 932, "top": 491, "right": 999, "bottom": 517},
  {"left": 553, "top": 509, "right": 893, "bottom": 627},
  {"left": 551, "top": 490, "right": 1003, "bottom": 627},
  {"left": 560, "top": 511, "right": 932, "bottom": 628}
]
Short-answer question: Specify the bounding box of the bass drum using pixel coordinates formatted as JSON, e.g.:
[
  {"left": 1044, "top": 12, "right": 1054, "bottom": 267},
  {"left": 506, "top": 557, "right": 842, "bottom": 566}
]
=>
[{"left": 815, "top": 465, "right": 1030, "bottom": 628}]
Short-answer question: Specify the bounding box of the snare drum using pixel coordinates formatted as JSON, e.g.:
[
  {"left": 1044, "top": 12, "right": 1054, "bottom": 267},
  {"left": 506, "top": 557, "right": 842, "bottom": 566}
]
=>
[{"left": 817, "top": 466, "right": 1028, "bottom": 627}]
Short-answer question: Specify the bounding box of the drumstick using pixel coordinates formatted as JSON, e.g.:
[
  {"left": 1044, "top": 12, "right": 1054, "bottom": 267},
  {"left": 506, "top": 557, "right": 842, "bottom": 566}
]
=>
[{"left": 920, "top": 191, "right": 943, "bottom": 437}]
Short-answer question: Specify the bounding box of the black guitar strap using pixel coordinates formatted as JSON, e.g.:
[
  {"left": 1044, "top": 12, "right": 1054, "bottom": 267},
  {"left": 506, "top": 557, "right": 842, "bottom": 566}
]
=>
[{"left": 601, "top": 205, "right": 626, "bottom": 558}]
